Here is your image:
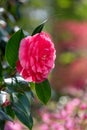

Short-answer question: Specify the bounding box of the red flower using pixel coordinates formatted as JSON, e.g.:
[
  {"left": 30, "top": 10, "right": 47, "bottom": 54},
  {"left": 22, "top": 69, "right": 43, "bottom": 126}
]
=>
[{"left": 16, "top": 32, "right": 56, "bottom": 83}]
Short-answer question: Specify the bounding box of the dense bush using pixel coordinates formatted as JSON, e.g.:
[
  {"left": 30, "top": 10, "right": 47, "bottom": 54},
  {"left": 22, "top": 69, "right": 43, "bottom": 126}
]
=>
[{"left": 0, "top": 1, "right": 56, "bottom": 130}]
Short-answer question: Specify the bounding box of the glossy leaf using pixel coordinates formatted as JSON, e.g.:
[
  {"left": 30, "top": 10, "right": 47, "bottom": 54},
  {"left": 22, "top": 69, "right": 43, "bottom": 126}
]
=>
[
  {"left": 0, "top": 63, "right": 3, "bottom": 82},
  {"left": 32, "top": 20, "right": 47, "bottom": 36},
  {"left": 0, "top": 109, "right": 13, "bottom": 122},
  {"left": 35, "top": 79, "right": 51, "bottom": 104},
  {"left": 0, "top": 120, "right": 5, "bottom": 130},
  {"left": 6, "top": 77, "right": 30, "bottom": 93},
  {"left": 25, "top": 91, "right": 34, "bottom": 103},
  {"left": 5, "top": 105, "right": 15, "bottom": 119},
  {"left": 12, "top": 93, "right": 33, "bottom": 130},
  {"left": 5, "top": 29, "right": 24, "bottom": 68}
]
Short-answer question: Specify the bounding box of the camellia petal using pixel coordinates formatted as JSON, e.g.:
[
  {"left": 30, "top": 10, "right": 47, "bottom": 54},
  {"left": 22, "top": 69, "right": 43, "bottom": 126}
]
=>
[{"left": 16, "top": 32, "right": 56, "bottom": 83}]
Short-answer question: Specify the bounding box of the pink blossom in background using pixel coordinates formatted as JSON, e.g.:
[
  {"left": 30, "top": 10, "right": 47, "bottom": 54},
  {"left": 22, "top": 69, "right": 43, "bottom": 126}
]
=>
[
  {"left": 37, "top": 96, "right": 87, "bottom": 130},
  {"left": 51, "top": 21, "right": 87, "bottom": 93},
  {"left": 4, "top": 121, "right": 23, "bottom": 130},
  {"left": 65, "top": 98, "right": 80, "bottom": 115},
  {"left": 39, "top": 124, "right": 49, "bottom": 130},
  {"left": 16, "top": 32, "right": 56, "bottom": 83}
]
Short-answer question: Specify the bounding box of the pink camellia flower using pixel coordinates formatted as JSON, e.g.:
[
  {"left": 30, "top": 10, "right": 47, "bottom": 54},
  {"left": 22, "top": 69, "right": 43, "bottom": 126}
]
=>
[{"left": 16, "top": 32, "right": 56, "bottom": 83}]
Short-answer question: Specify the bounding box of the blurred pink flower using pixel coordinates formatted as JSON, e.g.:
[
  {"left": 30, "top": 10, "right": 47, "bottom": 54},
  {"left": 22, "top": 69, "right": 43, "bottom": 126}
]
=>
[
  {"left": 39, "top": 124, "right": 49, "bottom": 130},
  {"left": 51, "top": 123, "right": 65, "bottom": 130},
  {"left": 65, "top": 117, "right": 75, "bottom": 130},
  {"left": 41, "top": 113, "right": 51, "bottom": 124},
  {"left": 37, "top": 96, "right": 87, "bottom": 130},
  {"left": 4, "top": 121, "right": 23, "bottom": 130},
  {"left": 65, "top": 98, "right": 80, "bottom": 115},
  {"left": 51, "top": 21, "right": 87, "bottom": 92},
  {"left": 80, "top": 103, "right": 87, "bottom": 110},
  {"left": 16, "top": 32, "right": 56, "bottom": 83}
]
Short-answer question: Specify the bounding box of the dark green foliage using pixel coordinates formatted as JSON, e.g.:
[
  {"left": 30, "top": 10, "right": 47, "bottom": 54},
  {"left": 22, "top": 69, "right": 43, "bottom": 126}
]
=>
[
  {"left": 0, "top": 109, "right": 13, "bottom": 122},
  {"left": 5, "top": 29, "right": 24, "bottom": 68},
  {"left": 12, "top": 93, "right": 33, "bottom": 130},
  {"left": 0, "top": 1, "right": 51, "bottom": 129},
  {"left": 32, "top": 20, "right": 47, "bottom": 35},
  {"left": 35, "top": 79, "right": 51, "bottom": 104}
]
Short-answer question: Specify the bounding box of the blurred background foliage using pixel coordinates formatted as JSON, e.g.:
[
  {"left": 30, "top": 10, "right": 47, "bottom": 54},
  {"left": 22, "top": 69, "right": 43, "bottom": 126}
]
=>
[
  {"left": 1, "top": 0, "right": 87, "bottom": 94},
  {"left": 1, "top": 0, "right": 87, "bottom": 34},
  {"left": 1, "top": 0, "right": 87, "bottom": 129}
]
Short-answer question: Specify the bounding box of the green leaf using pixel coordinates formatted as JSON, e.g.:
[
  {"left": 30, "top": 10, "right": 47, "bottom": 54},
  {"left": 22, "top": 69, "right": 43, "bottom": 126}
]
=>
[
  {"left": 0, "top": 63, "right": 3, "bottom": 82},
  {"left": 5, "top": 105, "right": 15, "bottom": 119},
  {"left": 0, "top": 109, "right": 13, "bottom": 122},
  {"left": 14, "top": 110, "right": 33, "bottom": 130},
  {"left": 24, "top": 91, "right": 34, "bottom": 103},
  {"left": 35, "top": 79, "right": 51, "bottom": 104},
  {"left": 32, "top": 20, "right": 47, "bottom": 36},
  {"left": 5, "top": 29, "right": 24, "bottom": 68},
  {"left": 6, "top": 78, "right": 31, "bottom": 93},
  {"left": 15, "top": 79, "right": 31, "bottom": 92},
  {"left": 0, "top": 120, "right": 5, "bottom": 130},
  {"left": 12, "top": 93, "right": 33, "bottom": 130}
]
